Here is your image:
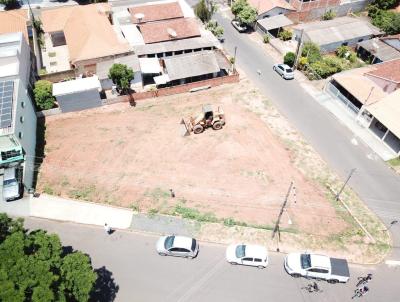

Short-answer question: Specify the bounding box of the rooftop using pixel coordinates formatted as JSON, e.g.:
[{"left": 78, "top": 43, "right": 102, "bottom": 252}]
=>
[
  {"left": 164, "top": 51, "right": 220, "bottom": 81},
  {"left": 129, "top": 1, "right": 183, "bottom": 23},
  {"left": 0, "top": 32, "right": 24, "bottom": 79},
  {"left": 0, "top": 10, "right": 30, "bottom": 43},
  {"left": 293, "top": 16, "right": 382, "bottom": 46},
  {"left": 366, "top": 90, "right": 400, "bottom": 139},
  {"left": 41, "top": 3, "right": 131, "bottom": 64},
  {"left": 257, "top": 14, "right": 293, "bottom": 31},
  {"left": 248, "top": 0, "right": 295, "bottom": 14},
  {"left": 358, "top": 38, "right": 400, "bottom": 62},
  {"left": 52, "top": 76, "right": 101, "bottom": 96},
  {"left": 96, "top": 54, "right": 140, "bottom": 80},
  {"left": 366, "top": 59, "right": 400, "bottom": 84},
  {"left": 139, "top": 18, "right": 200, "bottom": 44}
]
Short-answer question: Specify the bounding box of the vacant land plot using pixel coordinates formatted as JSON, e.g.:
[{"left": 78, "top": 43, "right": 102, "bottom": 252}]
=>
[{"left": 38, "top": 83, "right": 352, "bottom": 238}]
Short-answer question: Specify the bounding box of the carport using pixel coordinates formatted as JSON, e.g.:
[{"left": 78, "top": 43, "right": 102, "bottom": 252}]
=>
[{"left": 256, "top": 15, "right": 293, "bottom": 37}]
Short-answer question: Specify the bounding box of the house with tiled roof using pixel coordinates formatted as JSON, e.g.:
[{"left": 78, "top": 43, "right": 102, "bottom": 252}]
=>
[
  {"left": 325, "top": 59, "right": 400, "bottom": 157},
  {"left": 129, "top": 1, "right": 184, "bottom": 23},
  {"left": 0, "top": 10, "right": 30, "bottom": 43},
  {"left": 40, "top": 3, "right": 132, "bottom": 75}
]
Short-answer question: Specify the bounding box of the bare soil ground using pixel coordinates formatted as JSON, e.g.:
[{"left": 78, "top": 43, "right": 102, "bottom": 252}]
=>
[{"left": 38, "top": 82, "right": 348, "bottom": 237}]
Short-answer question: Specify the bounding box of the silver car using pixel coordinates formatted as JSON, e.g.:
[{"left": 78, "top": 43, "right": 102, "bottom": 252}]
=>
[
  {"left": 273, "top": 63, "right": 294, "bottom": 80},
  {"left": 156, "top": 235, "right": 199, "bottom": 258},
  {"left": 231, "top": 20, "right": 247, "bottom": 33}
]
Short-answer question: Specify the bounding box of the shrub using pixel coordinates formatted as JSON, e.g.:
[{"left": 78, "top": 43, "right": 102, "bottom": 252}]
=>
[
  {"left": 301, "top": 42, "right": 322, "bottom": 64},
  {"left": 310, "top": 55, "right": 343, "bottom": 79},
  {"left": 33, "top": 80, "right": 55, "bottom": 110},
  {"left": 263, "top": 34, "right": 270, "bottom": 43},
  {"left": 206, "top": 20, "right": 224, "bottom": 38},
  {"left": 284, "top": 52, "right": 296, "bottom": 67},
  {"left": 195, "top": 0, "right": 217, "bottom": 23},
  {"left": 237, "top": 4, "right": 257, "bottom": 25},
  {"left": 336, "top": 45, "right": 351, "bottom": 58},
  {"left": 368, "top": 6, "right": 400, "bottom": 35},
  {"left": 298, "top": 56, "right": 308, "bottom": 70},
  {"left": 278, "top": 29, "right": 293, "bottom": 41},
  {"left": 231, "top": 0, "right": 248, "bottom": 16},
  {"left": 108, "top": 63, "right": 134, "bottom": 94},
  {"left": 322, "top": 9, "right": 336, "bottom": 20}
]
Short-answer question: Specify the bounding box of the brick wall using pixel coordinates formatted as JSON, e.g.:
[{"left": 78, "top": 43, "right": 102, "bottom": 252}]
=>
[
  {"left": 40, "top": 69, "right": 77, "bottom": 83},
  {"left": 108, "top": 73, "right": 240, "bottom": 104}
]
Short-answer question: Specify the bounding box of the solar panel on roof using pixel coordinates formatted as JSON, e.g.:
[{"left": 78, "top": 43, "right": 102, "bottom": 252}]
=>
[{"left": 0, "top": 81, "right": 14, "bottom": 129}]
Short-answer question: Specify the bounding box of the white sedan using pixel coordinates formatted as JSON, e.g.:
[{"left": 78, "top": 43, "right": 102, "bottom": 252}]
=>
[
  {"left": 273, "top": 63, "right": 295, "bottom": 80},
  {"left": 226, "top": 244, "right": 269, "bottom": 268},
  {"left": 156, "top": 235, "right": 199, "bottom": 258}
]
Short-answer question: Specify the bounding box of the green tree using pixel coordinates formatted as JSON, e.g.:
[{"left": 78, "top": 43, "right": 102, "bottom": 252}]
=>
[
  {"left": 371, "top": 0, "right": 399, "bottom": 10},
  {"left": 195, "top": 0, "right": 217, "bottom": 23},
  {"left": 231, "top": 0, "right": 248, "bottom": 16},
  {"left": 108, "top": 63, "right": 134, "bottom": 94},
  {"left": 206, "top": 20, "right": 224, "bottom": 38},
  {"left": 237, "top": 4, "right": 257, "bottom": 25},
  {"left": 0, "top": 214, "right": 97, "bottom": 302},
  {"left": 0, "top": 0, "right": 19, "bottom": 8},
  {"left": 336, "top": 45, "right": 351, "bottom": 58},
  {"left": 368, "top": 6, "right": 400, "bottom": 35},
  {"left": 278, "top": 29, "right": 293, "bottom": 41},
  {"left": 301, "top": 42, "right": 322, "bottom": 64},
  {"left": 284, "top": 52, "right": 296, "bottom": 67},
  {"left": 33, "top": 80, "right": 55, "bottom": 110}
]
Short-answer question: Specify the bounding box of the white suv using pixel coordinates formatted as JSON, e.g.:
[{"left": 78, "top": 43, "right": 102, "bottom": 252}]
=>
[
  {"left": 273, "top": 63, "right": 295, "bottom": 80},
  {"left": 226, "top": 244, "right": 269, "bottom": 268}
]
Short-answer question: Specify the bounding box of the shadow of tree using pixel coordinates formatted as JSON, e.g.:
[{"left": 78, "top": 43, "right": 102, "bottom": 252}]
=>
[{"left": 90, "top": 266, "right": 119, "bottom": 302}]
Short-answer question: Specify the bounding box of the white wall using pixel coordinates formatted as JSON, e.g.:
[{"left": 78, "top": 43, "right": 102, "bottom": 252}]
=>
[{"left": 258, "top": 8, "right": 291, "bottom": 19}]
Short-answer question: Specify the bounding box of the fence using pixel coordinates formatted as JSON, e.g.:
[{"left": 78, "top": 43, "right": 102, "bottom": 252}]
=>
[
  {"left": 39, "top": 69, "right": 76, "bottom": 83},
  {"left": 325, "top": 82, "right": 360, "bottom": 114},
  {"left": 106, "top": 73, "right": 240, "bottom": 104}
]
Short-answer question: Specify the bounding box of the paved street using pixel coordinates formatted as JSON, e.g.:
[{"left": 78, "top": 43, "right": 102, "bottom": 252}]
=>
[
  {"left": 25, "top": 217, "right": 400, "bottom": 302},
  {"left": 212, "top": 10, "right": 400, "bottom": 258}
]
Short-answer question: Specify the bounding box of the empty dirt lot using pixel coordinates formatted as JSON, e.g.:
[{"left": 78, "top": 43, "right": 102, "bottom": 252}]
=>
[{"left": 38, "top": 83, "right": 349, "bottom": 236}]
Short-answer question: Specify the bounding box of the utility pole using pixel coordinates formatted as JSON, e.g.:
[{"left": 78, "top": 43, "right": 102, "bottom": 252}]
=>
[
  {"left": 272, "top": 181, "right": 294, "bottom": 240},
  {"left": 335, "top": 169, "right": 356, "bottom": 201},
  {"left": 293, "top": 29, "right": 304, "bottom": 71},
  {"left": 233, "top": 46, "right": 237, "bottom": 72}
]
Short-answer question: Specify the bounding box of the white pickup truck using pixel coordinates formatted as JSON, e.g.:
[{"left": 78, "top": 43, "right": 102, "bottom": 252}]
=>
[{"left": 284, "top": 253, "right": 350, "bottom": 283}]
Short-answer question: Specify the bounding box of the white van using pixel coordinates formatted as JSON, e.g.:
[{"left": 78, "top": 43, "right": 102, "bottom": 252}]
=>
[{"left": 3, "top": 167, "right": 21, "bottom": 201}]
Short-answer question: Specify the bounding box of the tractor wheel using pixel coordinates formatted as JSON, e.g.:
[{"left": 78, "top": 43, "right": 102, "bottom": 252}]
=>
[
  {"left": 193, "top": 125, "right": 204, "bottom": 134},
  {"left": 212, "top": 122, "right": 223, "bottom": 130}
]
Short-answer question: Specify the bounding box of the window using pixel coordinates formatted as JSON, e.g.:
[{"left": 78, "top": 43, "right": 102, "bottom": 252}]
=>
[
  {"left": 18, "top": 132, "right": 23, "bottom": 139},
  {"left": 165, "top": 52, "right": 173, "bottom": 56},
  {"left": 358, "top": 39, "right": 364, "bottom": 42},
  {"left": 254, "top": 258, "right": 262, "bottom": 262},
  {"left": 342, "top": 42, "right": 349, "bottom": 46},
  {"left": 235, "top": 245, "right": 246, "bottom": 258},
  {"left": 20, "top": 116, "right": 24, "bottom": 123},
  {"left": 301, "top": 254, "right": 311, "bottom": 269},
  {"left": 307, "top": 268, "right": 328, "bottom": 274},
  {"left": 21, "top": 102, "right": 25, "bottom": 108},
  {"left": 242, "top": 257, "right": 253, "bottom": 262}
]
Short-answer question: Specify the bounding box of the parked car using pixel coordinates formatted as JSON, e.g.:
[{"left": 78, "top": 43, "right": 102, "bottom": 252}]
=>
[
  {"left": 284, "top": 252, "right": 350, "bottom": 283},
  {"left": 226, "top": 243, "right": 268, "bottom": 268},
  {"left": 231, "top": 20, "right": 247, "bottom": 33},
  {"left": 3, "top": 167, "right": 21, "bottom": 201},
  {"left": 156, "top": 235, "right": 199, "bottom": 258},
  {"left": 273, "top": 63, "right": 294, "bottom": 79}
]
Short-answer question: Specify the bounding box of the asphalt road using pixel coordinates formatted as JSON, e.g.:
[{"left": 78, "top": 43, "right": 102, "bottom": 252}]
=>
[
  {"left": 212, "top": 11, "right": 400, "bottom": 257},
  {"left": 25, "top": 218, "right": 399, "bottom": 302}
]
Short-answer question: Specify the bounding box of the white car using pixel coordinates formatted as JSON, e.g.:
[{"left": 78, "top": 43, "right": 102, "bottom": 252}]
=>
[
  {"left": 226, "top": 244, "right": 268, "bottom": 268},
  {"left": 231, "top": 20, "right": 247, "bottom": 33},
  {"left": 273, "top": 63, "right": 295, "bottom": 80},
  {"left": 284, "top": 252, "right": 350, "bottom": 283},
  {"left": 156, "top": 235, "right": 199, "bottom": 258}
]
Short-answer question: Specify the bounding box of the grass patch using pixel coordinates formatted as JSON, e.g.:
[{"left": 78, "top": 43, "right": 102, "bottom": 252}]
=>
[
  {"left": 68, "top": 185, "right": 96, "bottom": 201},
  {"left": 173, "top": 204, "right": 218, "bottom": 223},
  {"left": 42, "top": 184, "right": 55, "bottom": 195},
  {"left": 48, "top": 52, "right": 56, "bottom": 57},
  {"left": 387, "top": 157, "right": 400, "bottom": 167}
]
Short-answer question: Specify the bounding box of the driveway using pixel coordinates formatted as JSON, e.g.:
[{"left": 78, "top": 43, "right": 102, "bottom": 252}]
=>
[{"left": 213, "top": 11, "right": 400, "bottom": 259}]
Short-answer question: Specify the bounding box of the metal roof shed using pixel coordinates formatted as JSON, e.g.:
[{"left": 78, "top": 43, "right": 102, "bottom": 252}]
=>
[
  {"left": 52, "top": 76, "right": 102, "bottom": 113},
  {"left": 357, "top": 39, "right": 400, "bottom": 62},
  {"left": 257, "top": 15, "right": 293, "bottom": 31},
  {"left": 164, "top": 51, "right": 220, "bottom": 81}
]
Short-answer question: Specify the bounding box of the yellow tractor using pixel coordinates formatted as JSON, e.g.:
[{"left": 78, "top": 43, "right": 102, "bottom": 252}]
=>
[{"left": 181, "top": 104, "right": 225, "bottom": 136}]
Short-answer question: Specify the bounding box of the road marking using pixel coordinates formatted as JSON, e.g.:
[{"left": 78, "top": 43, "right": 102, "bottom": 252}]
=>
[{"left": 385, "top": 260, "right": 400, "bottom": 267}]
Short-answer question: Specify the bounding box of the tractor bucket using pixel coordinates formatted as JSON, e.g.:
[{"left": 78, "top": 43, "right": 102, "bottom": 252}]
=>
[{"left": 180, "top": 118, "right": 191, "bottom": 136}]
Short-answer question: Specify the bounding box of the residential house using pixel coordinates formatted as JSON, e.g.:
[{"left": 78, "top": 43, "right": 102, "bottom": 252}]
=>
[
  {"left": 287, "top": 0, "right": 372, "bottom": 22},
  {"left": 357, "top": 35, "right": 400, "bottom": 64},
  {"left": 293, "top": 16, "right": 382, "bottom": 53},
  {"left": 0, "top": 32, "right": 37, "bottom": 198},
  {"left": 0, "top": 10, "right": 31, "bottom": 44},
  {"left": 248, "top": 0, "right": 296, "bottom": 19},
  {"left": 40, "top": 3, "right": 132, "bottom": 75},
  {"left": 325, "top": 59, "right": 400, "bottom": 157}
]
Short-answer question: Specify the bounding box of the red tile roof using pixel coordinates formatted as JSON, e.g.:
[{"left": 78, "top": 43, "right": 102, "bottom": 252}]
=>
[
  {"left": 366, "top": 59, "right": 400, "bottom": 83},
  {"left": 0, "top": 10, "right": 29, "bottom": 43},
  {"left": 139, "top": 18, "right": 200, "bottom": 44},
  {"left": 129, "top": 2, "right": 183, "bottom": 24}
]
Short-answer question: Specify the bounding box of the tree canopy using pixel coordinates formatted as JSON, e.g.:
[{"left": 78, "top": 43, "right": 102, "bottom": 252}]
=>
[
  {"left": 371, "top": 0, "right": 399, "bottom": 10},
  {"left": 108, "top": 63, "right": 134, "bottom": 94},
  {"left": 368, "top": 4, "right": 400, "bottom": 35},
  {"left": 206, "top": 20, "right": 224, "bottom": 38},
  {"left": 0, "top": 213, "right": 97, "bottom": 302},
  {"left": 195, "top": 0, "right": 217, "bottom": 23},
  {"left": 237, "top": 4, "right": 257, "bottom": 25},
  {"left": 0, "top": 0, "right": 19, "bottom": 8},
  {"left": 33, "top": 80, "right": 56, "bottom": 110},
  {"left": 231, "top": 0, "right": 248, "bottom": 16}
]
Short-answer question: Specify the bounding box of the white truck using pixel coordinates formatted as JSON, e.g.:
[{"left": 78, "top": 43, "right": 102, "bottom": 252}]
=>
[{"left": 284, "top": 253, "right": 350, "bottom": 283}]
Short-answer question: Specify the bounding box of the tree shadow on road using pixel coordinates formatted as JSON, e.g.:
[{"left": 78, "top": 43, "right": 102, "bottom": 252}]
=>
[{"left": 90, "top": 266, "right": 119, "bottom": 302}]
